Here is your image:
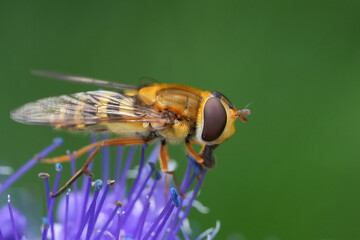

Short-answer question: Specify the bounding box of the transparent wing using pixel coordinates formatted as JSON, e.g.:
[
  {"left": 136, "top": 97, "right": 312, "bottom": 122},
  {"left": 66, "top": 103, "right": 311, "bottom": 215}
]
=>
[
  {"left": 32, "top": 70, "right": 139, "bottom": 90},
  {"left": 10, "top": 90, "right": 166, "bottom": 128},
  {"left": 138, "top": 76, "right": 160, "bottom": 87}
]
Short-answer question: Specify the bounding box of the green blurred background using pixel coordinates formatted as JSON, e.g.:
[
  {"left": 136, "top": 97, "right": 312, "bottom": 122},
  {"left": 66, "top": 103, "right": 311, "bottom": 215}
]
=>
[{"left": 1, "top": 1, "right": 360, "bottom": 239}]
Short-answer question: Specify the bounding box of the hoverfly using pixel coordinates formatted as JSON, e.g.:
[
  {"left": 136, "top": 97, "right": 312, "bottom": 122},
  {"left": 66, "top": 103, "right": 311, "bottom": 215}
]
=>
[{"left": 10, "top": 71, "right": 250, "bottom": 197}]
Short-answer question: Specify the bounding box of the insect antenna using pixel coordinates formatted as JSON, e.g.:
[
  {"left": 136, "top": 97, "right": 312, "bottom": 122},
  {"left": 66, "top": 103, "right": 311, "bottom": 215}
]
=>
[{"left": 236, "top": 103, "right": 251, "bottom": 123}]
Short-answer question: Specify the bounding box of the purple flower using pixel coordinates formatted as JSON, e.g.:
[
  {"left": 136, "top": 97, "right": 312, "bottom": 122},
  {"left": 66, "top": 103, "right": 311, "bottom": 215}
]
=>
[
  {"left": 0, "top": 196, "right": 26, "bottom": 240},
  {"left": 0, "top": 137, "right": 220, "bottom": 239}
]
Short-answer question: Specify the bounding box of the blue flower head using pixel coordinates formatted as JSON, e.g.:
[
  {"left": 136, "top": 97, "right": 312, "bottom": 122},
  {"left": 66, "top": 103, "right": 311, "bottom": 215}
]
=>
[{"left": 0, "top": 136, "right": 220, "bottom": 239}]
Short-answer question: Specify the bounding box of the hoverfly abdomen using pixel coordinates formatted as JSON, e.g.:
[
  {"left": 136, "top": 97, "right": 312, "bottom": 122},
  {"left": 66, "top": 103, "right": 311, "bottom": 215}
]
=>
[
  {"left": 105, "top": 99, "right": 121, "bottom": 118},
  {"left": 53, "top": 93, "right": 99, "bottom": 130},
  {"left": 62, "top": 104, "right": 78, "bottom": 128},
  {"left": 82, "top": 99, "right": 98, "bottom": 121}
]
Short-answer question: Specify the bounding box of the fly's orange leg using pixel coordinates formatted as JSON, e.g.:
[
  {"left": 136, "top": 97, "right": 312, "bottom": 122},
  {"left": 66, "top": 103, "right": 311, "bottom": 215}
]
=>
[
  {"left": 50, "top": 136, "right": 146, "bottom": 198},
  {"left": 186, "top": 140, "right": 205, "bottom": 181},
  {"left": 160, "top": 139, "right": 185, "bottom": 198},
  {"left": 185, "top": 141, "right": 204, "bottom": 164},
  {"left": 40, "top": 142, "right": 100, "bottom": 164},
  {"left": 160, "top": 139, "right": 171, "bottom": 198},
  {"left": 189, "top": 138, "right": 202, "bottom": 146},
  {"left": 160, "top": 140, "right": 170, "bottom": 167}
]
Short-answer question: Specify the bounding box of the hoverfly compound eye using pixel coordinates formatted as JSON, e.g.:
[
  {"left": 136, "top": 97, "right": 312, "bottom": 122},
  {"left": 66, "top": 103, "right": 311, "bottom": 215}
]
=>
[{"left": 202, "top": 97, "right": 227, "bottom": 141}]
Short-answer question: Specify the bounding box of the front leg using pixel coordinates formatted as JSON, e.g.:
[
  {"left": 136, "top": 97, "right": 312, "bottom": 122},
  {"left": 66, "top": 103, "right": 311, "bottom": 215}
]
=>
[
  {"left": 185, "top": 140, "right": 204, "bottom": 164},
  {"left": 185, "top": 136, "right": 218, "bottom": 169}
]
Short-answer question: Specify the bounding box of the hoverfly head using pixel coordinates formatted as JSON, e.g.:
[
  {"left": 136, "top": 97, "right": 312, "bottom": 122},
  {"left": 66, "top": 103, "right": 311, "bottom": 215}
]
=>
[{"left": 197, "top": 91, "right": 250, "bottom": 146}]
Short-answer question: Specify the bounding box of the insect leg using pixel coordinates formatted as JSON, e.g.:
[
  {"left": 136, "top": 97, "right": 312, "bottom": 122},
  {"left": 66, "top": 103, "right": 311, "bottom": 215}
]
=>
[
  {"left": 160, "top": 139, "right": 170, "bottom": 170},
  {"left": 160, "top": 139, "right": 170, "bottom": 198},
  {"left": 185, "top": 140, "right": 204, "bottom": 164},
  {"left": 50, "top": 136, "right": 146, "bottom": 198},
  {"left": 41, "top": 132, "right": 159, "bottom": 164},
  {"left": 40, "top": 142, "right": 99, "bottom": 163},
  {"left": 160, "top": 139, "right": 185, "bottom": 198},
  {"left": 189, "top": 138, "right": 202, "bottom": 146}
]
